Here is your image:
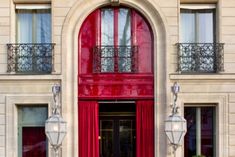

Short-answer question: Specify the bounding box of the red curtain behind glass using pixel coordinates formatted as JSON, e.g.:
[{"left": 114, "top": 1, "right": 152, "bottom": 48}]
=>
[
  {"left": 22, "top": 127, "right": 46, "bottom": 157},
  {"left": 78, "top": 101, "right": 99, "bottom": 157},
  {"left": 136, "top": 100, "right": 154, "bottom": 157}
]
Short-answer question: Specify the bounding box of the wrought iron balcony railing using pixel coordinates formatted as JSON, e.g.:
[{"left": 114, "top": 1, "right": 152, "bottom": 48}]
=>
[
  {"left": 93, "top": 45, "right": 138, "bottom": 73},
  {"left": 176, "top": 43, "right": 224, "bottom": 73},
  {"left": 7, "top": 43, "right": 55, "bottom": 74}
]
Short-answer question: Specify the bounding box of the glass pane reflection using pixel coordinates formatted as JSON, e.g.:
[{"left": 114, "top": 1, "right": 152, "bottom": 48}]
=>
[
  {"left": 22, "top": 127, "right": 46, "bottom": 157},
  {"left": 119, "top": 120, "right": 135, "bottom": 157},
  {"left": 101, "top": 9, "right": 114, "bottom": 45},
  {"left": 100, "top": 120, "right": 114, "bottom": 157},
  {"left": 118, "top": 9, "right": 131, "bottom": 45}
]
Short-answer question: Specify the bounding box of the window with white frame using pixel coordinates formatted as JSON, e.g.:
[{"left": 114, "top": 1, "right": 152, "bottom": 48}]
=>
[{"left": 184, "top": 106, "right": 216, "bottom": 157}]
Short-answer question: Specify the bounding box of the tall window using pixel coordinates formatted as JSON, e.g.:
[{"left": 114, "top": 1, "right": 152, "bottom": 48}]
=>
[
  {"left": 13, "top": 4, "right": 52, "bottom": 73},
  {"left": 100, "top": 8, "right": 133, "bottom": 72},
  {"left": 18, "top": 106, "right": 48, "bottom": 157},
  {"left": 184, "top": 107, "right": 216, "bottom": 157},
  {"left": 179, "top": 5, "right": 219, "bottom": 72}
]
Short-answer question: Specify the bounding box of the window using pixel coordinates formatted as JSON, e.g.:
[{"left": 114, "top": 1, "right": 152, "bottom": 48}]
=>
[
  {"left": 9, "top": 4, "right": 53, "bottom": 73},
  {"left": 180, "top": 7, "right": 215, "bottom": 43},
  {"left": 16, "top": 4, "right": 51, "bottom": 43},
  {"left": 18, "top": 106, "right": 48, "bottom": 157},
  {"left": 94, "top": 8, "right": 138, "bottom": 73},
  {"left": 178, "top": 4, "right": 223, "bottom": 73},
  {"left": 184, "top": 107, "right": 216, "bottom": 157}
]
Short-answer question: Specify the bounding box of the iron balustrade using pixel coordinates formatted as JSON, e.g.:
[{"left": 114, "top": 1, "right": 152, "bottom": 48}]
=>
[
  {"left": 176, "top": 43, "right": 224, "bottom": 73},
  {"left": 7, "top": 43, "right": 55, "bottom": 74},
  {"left": 93, "top": 45, "right": 138, "bottom": 73}
]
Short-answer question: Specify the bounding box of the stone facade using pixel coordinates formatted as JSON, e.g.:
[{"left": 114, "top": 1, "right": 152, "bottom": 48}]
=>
[{"left": 0, "top": 0, "right": 234, "bottom": 157}]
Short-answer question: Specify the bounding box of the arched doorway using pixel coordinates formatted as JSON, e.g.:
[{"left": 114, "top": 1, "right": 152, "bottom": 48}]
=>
[{"left": 78, "top": 6, "right": 154, "bottom": 157}]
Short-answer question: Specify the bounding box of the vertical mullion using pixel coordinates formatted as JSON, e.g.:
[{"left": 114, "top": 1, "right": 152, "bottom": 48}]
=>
[
  {"left": 196, "top": 107, "right": 201, "bottom": 156},
  {"left": 114, "top": 8, "right": 119, "bottom": 72},
  {"left": 97, "top": 9, "right": 101, "bottom": 46}
]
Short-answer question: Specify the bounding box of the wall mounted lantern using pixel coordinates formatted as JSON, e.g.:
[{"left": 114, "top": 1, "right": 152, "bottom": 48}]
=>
[
  {"left": 165, "top": 82, "right": 187, "bottom": 155},
  {"left": 45, "top": 84, "right": 67, "bottom": 157}
]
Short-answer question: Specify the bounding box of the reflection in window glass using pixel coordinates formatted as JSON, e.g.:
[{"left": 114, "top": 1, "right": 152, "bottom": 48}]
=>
[
  {"left": 18, "top": 106, "right": 48, "bottom": 157},
  {"left": 118, "top": 9, "right": 131, "bottom": 72},
  {"left": 101, "top": 9, "right": 114, "bottom": 72},
  {"left": 22, "top": 127, "right": 46, "bottom": 157},
  {"left": 100, "top": 120, "right": 114, "bottom": 157},
  {"left": 101, "top": 9, "right": 114, "bottom": 45},
  {"left": 17, "top": 9, "right": 51, "bottom": 43},
  {"left": 184, "top": 107, "right": 215, "bottom": 157},
  {"left": 118, "top": 9, "right": 131, "bottom": 45},
  {"left": 16, "top": 9, "right": 51, "bottom": 72}
]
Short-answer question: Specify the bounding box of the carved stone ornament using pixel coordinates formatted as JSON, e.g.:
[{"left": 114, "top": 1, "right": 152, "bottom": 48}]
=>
[{"left": 110, "top": 0, "right": 120, "bottom": 6}]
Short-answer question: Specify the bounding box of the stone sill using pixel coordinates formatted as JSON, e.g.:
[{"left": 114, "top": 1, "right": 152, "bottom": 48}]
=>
[
  {"left": 0, "top": 74, "right": 61, "bottom": 80},
  {"left": 170, "top": 73, "right": 235, "bottom": 80}
]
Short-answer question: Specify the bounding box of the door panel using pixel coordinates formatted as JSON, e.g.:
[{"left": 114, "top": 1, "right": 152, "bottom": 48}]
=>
[
  {"left": 99, "top": 116, "right": 136, "bottom": 157},
  {"left": 100, "top": 120, "right": 114, "bottom": 157}
]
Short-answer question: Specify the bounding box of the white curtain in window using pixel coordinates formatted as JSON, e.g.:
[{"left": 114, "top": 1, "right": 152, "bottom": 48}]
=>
[
  {"left": 17, "top": 10, "right": 33, "bottom": 43},
  {"left": 198, "top": 12, "right": 213, "bottom": 43},
  {"left": 180, "top": 12, "right": 195, "bottom": 43},
  {"left": 17, "top": 9, "right": 51, "bottom": 43},
  {"left": 36, "top": 10, "right": 51, "bottom": 43},
  {"left": 180, "top": 10, "right": 214, "bottom": 43}
]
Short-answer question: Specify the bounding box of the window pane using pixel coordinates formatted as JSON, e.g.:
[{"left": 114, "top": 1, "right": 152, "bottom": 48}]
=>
[
  {"left": 17, "top": 10, "right": 33, "bottom": 43},
  {"left": 180, "top": 9, "right": 214, "bottom": 43},
  {"left": 119, "top": 120, "right": 136, "bottom": 157},
  {"left": 198, "top": 12, "right": 214, "bottom": 43},
  {"left": 17, "top": 9, "right": 51, "bottom": 43},
  {"left": 184, "top": 107, "right": 197, "bottom": 157},
  {"left": 35, "top": 9, "right": 51, "bottom": 43},
  {"left": 184, "top": 107, "right": 215, "bottom": 157},
  {"left": 101, "top": 9, "right": 114, "bottom": 72},
  {"left": 101, "top": 57, "right": 114, "bottom": 72},
  {"left": 201, "top": 107, "right": 214, "bottom": 157},
  {"left": 118, "top": 9, "right": 131, "bottom": 45},
  {"left": 22, "top": 127, "right": 47, "bottom": 157},
  {"left": 100, "top": 120, "right": 114, "bottom": 157},
  {"left": 180, "top": 11, "right": 196, "bottom": 43},
  {"left": 20, "top": 106, "right": 48, "bottom": 125},
  {"left": 118, "top": 9, "right": 131, "bottom": 72},
  {"left": 101, "top": 9, "right": 114, "bottom": 45}
]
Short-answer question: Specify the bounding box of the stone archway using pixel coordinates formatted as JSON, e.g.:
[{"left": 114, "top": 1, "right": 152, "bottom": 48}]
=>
[{"left": 61, "top": 0, "right": 169, "bottom": 156}]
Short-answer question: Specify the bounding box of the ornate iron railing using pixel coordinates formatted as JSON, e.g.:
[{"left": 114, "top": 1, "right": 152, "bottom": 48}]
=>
[
  {"left": 7, "top": 43, "right": 55, "bottom": 74},
  {"left": 93, "top": 45, "right": 138, "bottom": 73},
  {"left": 176, "top": 43, "right": 224, "bottom": 73}
]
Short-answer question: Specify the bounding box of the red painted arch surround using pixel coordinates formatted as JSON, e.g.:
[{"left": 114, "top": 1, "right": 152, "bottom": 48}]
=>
[{"left": 78, "top": 6, "right": 154, "bottom": 100}]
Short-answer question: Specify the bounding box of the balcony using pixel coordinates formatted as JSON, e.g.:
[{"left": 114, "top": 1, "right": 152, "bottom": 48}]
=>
[
  {"left": 176, "top": 43, "right": 224, "bottom": 73},
  {"left": 7, "top": 43, "right": 55, "bottom": 74},
  {"left": 93, "top": 45, "right": 138, "bottom": 73}
]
